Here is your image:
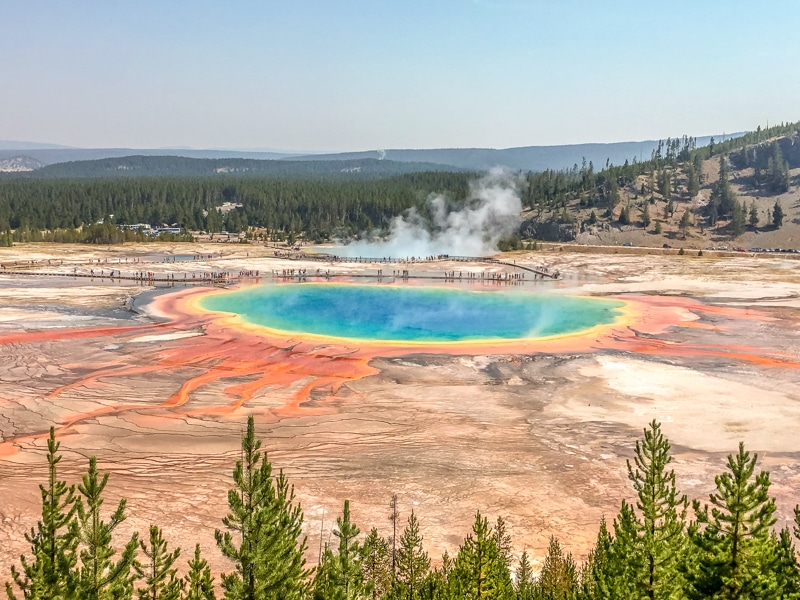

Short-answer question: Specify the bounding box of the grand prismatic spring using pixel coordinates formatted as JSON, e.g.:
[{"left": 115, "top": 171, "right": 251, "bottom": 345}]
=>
[
  {"left": 1, "top": 244, "right": 800, "bottom": 575},
  {"left": 197, "top": 284, "right": 626, "bottom": 343}
]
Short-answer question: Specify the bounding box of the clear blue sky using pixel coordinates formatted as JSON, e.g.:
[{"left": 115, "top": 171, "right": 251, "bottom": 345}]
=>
[{"left": 2, "top": 0, "right": 799, "bottom": 151}]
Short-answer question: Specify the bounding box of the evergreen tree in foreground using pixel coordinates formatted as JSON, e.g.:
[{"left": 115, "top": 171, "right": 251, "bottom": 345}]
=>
[
  {"left": 514, "top": 550, "right": 535, "bottom": 600},
  {"left": 685, "top": 443, "right": 779, "bottom": 599},
  {"left": 395, "top": 511, "right": 430, "bottom": 600},
  {"left": 7, "top": 427, "right": 78, "bottom": 600},
  {"left": 450, "top": 512, "right": 513, "bottom": 599},
  {"left": 773, "top": 528, "right": 800, "bottom": 598},
  {"left": 312, "top": 500, "right": 365, "bottom": 600},
  {"left": 536, "top": 536, "right": 577, "bottom": 600},
  {"left": 578, "top": 518, "right": 613, "bottom": 600},
  {"left": 215, "top": 415, "right": 308, "bottom": 600},
  {"left": 492, "top": 518, "right": 513, "bottom": 574},
  {"left": 74, "top": 456, "right": 140, "bottom": 600},
  {"left": 182, "top": 545, "right": 215, "bottom": 600},
  {"left": 623, "top": 420, "right": 688, "bottom": 599},
  {"left": 362, "top": 528, "right": 391, "bottom": 600},
  {"left": 133, "top": 526, "right": 181, "bottom": 600}
]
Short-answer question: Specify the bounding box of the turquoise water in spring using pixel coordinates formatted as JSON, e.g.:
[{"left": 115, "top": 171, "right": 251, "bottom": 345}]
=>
[{"left": 199, "top": 284, "right": 625, "bottom": 343}]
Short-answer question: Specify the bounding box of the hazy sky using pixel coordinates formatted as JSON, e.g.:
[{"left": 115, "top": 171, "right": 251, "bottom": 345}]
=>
[{"left": 3, "top": 0, "right": 799, "bottom": 151}]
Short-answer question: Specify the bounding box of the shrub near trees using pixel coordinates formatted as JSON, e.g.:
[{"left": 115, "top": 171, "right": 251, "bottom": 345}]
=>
[{"left": 8, "top": 418, "right": 800, "bottom": 600}]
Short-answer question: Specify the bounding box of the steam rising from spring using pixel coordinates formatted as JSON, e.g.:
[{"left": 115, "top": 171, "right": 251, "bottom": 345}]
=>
[{"left": 339, "top": 169, "right": 523, "bottom": 257}]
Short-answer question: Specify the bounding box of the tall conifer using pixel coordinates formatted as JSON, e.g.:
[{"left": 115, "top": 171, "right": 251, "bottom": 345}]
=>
[
  {"left": 74, "top": 457, "right": 139, "bottom": 600},
  {"left": 685, "top": 443, "right": 779, "bottom": 599},
  {"left": 133, "top": 526, "right": 181, "bottom": 600},
  {"left": 313, "top": 500, "right": 364, "bottom": 600},
  {"left": 395, "top": 511, "right": 430, "bottom": 600},
  {"left": 579, "top": 518, "right": 613, "bottom": 600},
  {"left": 623, "top": 420, "right": 688, "bottom": 599},
  {"left": 7, "top": 427, "right": 78, "bottom": 600},
  {"left": 182, "top": 545, "right": 215, "bottom": 600},
  {"left": 215, "top": 415, "right": 308, "bottom": 600},
  {"left": 450, "top": 512, "right": 513, "bottom": 600},
  {"left": 362, "top": 529, "right": 391, "bottom": 600},
  {"left": 514, "top": 551, "right": 535, "bottom": 600},
  {"left": 537, "top": 537, "right": 577, "bottom": 600}
]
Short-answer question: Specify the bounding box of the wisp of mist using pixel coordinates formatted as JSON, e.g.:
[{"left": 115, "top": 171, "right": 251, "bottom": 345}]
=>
[{"left": 337, "top": 168, "right": 523, "bottom": 257}]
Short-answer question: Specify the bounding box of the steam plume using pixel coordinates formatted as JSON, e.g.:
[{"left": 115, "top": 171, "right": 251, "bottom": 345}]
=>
[{"left": 339, "top": 168, "right": 522, "bottom": 257}]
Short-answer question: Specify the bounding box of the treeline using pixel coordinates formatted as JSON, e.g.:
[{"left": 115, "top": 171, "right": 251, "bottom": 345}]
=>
[
  {"left": 2, "top": 156, "right": 458, "bottom": 180},
  {"left": 5, "top": 221, "right": 193, "bottom": 245},
  {"left": 0, "top": 173, "right": 472, "bottom": 242},
  {"left": 9, "top": 418, "right": 800, "bottom": 600}
]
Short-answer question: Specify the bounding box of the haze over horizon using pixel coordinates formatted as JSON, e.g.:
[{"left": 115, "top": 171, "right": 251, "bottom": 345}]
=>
[{"left": 3, "top": 0, "right": 799, "bottom": 152}]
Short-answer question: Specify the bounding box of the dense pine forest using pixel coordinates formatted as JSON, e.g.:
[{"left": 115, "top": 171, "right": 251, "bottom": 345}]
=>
[
  {"left": 0, "top": 121, "right": 798, "bottom": 248},
  {"left": 2, "top": 156, "right": 457, "bottom": 180},
  {"left": 9, "top": 417, "right": 800, "bottom": 600},
  {"left": 0, "top": 172, "right": 472, "bottom": 245}
]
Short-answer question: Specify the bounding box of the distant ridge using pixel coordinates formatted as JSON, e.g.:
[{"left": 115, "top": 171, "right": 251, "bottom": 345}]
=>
[
  {"left": 0, "top": 147, "right": 299, "bottom": 166},
  {"left": 285, "top": 134, "right": 744, "bottom": 172},
  {"left": 0, "top": 133, "right": 745, "bottom": 174},
  {"left": 0, "top": 140, "right": 75, "bottom": 151}
]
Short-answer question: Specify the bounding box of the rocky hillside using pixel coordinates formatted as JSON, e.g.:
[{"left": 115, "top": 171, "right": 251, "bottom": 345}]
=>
[
  {"left": 522, "top": 129, "right": 800, "bottom": 251},
  {"left": 0, "top": 156, "right": 43, "bottom": 172}
]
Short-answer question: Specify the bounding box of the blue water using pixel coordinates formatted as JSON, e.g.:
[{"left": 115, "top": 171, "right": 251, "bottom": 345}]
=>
[{"left": 199, "top": 284, "right": 624, "bottom": 343}]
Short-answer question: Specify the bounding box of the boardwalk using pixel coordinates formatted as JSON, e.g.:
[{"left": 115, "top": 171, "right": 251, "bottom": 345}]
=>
[{"left": 0, "top": 251, "right": 561, "bottom": 285}]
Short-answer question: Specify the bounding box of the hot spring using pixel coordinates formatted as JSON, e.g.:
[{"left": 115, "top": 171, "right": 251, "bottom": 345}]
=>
[{"left": 198, "top": 284, "right": 625, "bottom": 343}]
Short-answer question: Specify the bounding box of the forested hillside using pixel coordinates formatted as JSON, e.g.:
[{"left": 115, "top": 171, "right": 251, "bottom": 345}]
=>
[
  {"left": 8, "top": 418, "right": 800, "bottom": 600},
  {"left": 0, "top": 122, "right": 797, "bottom": 249},
  {"left": 0, "top": 172, "right": 472, "bottom": 243},
  {"left": 2, "top": 156, "right": 457, "bottom": 179},
  {"left": 517, "top": 121, "right": 800, "bottom": 246}
]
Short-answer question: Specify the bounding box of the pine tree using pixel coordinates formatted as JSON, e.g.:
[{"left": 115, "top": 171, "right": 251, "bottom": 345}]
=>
[
  {"left": 74, "top": 456, "right": 140, "bottom": 600},
  {"left": 493, "top": 518, "right": 513, "bottom": 573},
  {"left": 766, "top": 142, "right": 790, "bottom": 193},
  {"left": 312, "top": 546, "right": 338, "bottom": 600},
  {"left": 362, "top": 529, "right": 391, "bottom": 600},
  {"left": 731, "top": 200, "right": 746, "bottom": 238},
  {"left": 642, "top": 202, "right": 651, "bottom": 228},
  {"left": 313, "top": 500, "right": 364, "bottom": 600},
  {"left": 215, "top": 415, "right": 309, "bottom": 600},
  {"left": 622, "top": 421, "right": 688, "bottom": 600},
  {"left": 658, "top": 170, "right": 672, "bottom": 201},
  {"left": 748, "top": 203, "right": 759, "bottom": 229},
  {"left": 609, "top": 501, "right": 643, "bottom": 599},
  {"left": 710, "top": 156, "right": 737, "bottom": 221},
  {"left": 395, "top": 511, "right": 430, "bottom": 600},
  {"left": 514, "top": 550, "right": 535, "bottom": 600},
  {"left": 773, "top": 201, "right": 784, "bottom": 228},
  {"left": 537, "top": 536, "right": 577, "bottom": 600},
  {"left": 773, "top": 528, "right": 800, "bottom": 598},
  {"left": 450, "top": 512, "right": 513, "bottom": 600},
  {"left": 389, "top": 495, "right": 399, "bottom": 585},
  {"left": 680, "top": 210, "right": 691, "bottom": 238},
  {"left": 133, "top": 526, "right": 182, "bottom": 600},
  {"left": 795, "top": 505, "right": 800, "bottom": 543},
  {"left": 687, "top": 163, "right": 701, "bottom": 198},
  {"left": 578, "top": 518, "right": 613, "bottom": 600},
  {"left": 7, "top": 426, "right": 78, "bottom": 600},
  {"left": 618, "top": 204, "right": 630, "bottom": 225},
  {"left": 182, "top": 545, "right": 215, "bottom": 600},
  {"left": 685, "top": 443, "right": 779, "bottom": 599}
]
